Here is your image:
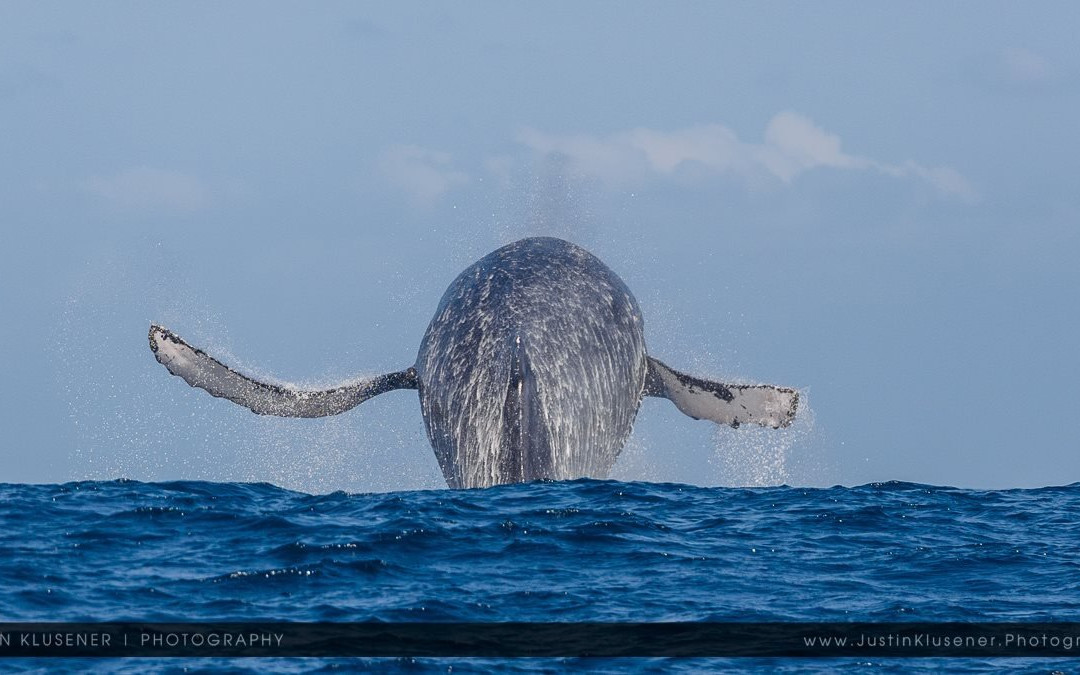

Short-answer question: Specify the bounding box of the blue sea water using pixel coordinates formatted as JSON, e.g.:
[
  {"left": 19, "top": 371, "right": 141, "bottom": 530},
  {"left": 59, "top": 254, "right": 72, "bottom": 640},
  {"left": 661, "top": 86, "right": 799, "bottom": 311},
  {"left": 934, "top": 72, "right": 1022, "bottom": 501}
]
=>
[{"left": 2, "top": 478, "right": 1079, "bottom": 672}]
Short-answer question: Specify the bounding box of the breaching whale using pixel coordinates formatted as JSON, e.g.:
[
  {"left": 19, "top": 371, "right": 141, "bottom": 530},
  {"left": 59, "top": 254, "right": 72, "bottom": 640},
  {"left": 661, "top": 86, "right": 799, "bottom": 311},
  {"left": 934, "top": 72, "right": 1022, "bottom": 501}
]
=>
[{"left": 149, "top": 237, "right": 798, "bottom": 489}]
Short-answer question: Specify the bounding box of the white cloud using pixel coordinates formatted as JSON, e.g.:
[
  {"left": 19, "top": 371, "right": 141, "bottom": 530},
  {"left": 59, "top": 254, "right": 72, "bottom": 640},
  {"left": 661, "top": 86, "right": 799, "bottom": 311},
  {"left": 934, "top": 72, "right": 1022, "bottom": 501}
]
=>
[
  {"left": 757, "top": 112, "right": 868, "bottom": 180},
  {"left": 517, "top": 128, "right": 650, "bottom": 184},
  {"left": 379, "top": 145, "right": 469, "bottom": 204},
  {"left": 518, "top": 112, "right": 977, "bottom": 201},
  {"left": 482, "top": 154, "right": 515, "bottom": 187},
  {"left": 997, "top": 47, "right": 1055, "bottom": 86},
  {"left": 885, "top": 163, "right": 979, "bottom": 203},
  {"left": 82, "top": 166, "right": 209, "bottom": 211}
]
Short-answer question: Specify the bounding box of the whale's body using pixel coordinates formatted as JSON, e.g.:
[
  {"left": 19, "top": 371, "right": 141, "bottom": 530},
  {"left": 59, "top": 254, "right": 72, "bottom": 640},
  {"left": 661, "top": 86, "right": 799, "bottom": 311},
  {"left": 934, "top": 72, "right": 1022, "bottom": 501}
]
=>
[
  {"left": 416, "top": 238, "right": 646, "bottom": 488},
  {"left": 150, "top": 237, "right": 798, "bottom": 489}
]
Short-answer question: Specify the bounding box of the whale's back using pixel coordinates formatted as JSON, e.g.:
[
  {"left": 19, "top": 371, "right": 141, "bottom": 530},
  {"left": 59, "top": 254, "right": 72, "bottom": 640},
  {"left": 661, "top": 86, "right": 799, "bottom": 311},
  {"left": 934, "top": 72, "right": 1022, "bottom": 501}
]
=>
[{"left": 416, "top": 238, "right": 647, "bottom": 489}]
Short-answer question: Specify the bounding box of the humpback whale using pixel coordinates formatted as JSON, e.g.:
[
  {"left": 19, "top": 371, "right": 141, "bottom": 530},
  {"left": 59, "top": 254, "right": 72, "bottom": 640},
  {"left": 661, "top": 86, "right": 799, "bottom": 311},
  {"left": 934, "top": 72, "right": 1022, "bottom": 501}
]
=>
[{"left": 149, "top": 237, "right": 798, "bottom": 489}]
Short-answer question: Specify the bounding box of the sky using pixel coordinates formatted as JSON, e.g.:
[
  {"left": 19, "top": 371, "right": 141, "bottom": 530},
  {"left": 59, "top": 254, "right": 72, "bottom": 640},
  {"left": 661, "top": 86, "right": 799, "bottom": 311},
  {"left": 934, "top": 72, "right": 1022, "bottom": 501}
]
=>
[{"left": 1, "top": 2, "right": 1078, "bottom": 491}]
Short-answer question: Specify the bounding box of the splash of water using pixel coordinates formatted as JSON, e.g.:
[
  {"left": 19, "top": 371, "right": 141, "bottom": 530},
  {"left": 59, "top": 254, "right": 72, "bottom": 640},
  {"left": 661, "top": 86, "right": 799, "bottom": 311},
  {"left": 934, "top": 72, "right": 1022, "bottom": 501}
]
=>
[{"left": 710, "top": 390, "right": 818, "bottom": 487}]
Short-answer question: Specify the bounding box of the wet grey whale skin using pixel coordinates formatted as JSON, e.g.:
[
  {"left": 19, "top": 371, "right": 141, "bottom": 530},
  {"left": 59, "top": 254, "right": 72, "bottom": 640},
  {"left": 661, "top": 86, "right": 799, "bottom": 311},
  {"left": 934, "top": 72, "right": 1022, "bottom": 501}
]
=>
[
  {"left": 149, "top": 237, "right": 798, "bottom": 489},
  {"left": 415, "top": 237, "right": 647, "bottom": 488}
]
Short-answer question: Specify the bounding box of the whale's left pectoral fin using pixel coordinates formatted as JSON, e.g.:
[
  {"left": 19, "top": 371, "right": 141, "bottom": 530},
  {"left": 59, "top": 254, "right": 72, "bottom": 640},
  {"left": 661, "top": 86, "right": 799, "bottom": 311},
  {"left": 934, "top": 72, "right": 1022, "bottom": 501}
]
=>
[
  {"left": 148, "top": 324, "right": 417, "bottom": 418},
  {"left": 644, "top": 356, "right": 798, "bottom": 429}
]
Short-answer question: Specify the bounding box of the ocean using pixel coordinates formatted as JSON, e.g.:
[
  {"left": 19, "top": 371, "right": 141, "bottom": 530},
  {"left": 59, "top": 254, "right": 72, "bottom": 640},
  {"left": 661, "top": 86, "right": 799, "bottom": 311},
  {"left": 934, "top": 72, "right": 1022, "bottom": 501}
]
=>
[{"left": 1, "top": 478, "right": 1078, "bottom": 672}]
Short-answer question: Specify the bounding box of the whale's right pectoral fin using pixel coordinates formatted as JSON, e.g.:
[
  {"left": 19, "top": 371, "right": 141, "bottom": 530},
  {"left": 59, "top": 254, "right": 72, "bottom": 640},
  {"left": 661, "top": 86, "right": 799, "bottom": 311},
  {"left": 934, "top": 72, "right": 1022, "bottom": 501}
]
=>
[
  {"left": 148, "top": 324, "right": 417, "bottom": 418},
  {"left": 644, "top": 356, "right": 798, "bottom": 429}
]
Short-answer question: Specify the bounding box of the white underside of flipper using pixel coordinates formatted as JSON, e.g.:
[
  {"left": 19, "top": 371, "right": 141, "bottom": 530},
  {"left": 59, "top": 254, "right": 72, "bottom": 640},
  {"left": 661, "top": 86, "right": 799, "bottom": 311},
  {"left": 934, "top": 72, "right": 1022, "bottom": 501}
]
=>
[
  {"left": 645, "top": 356, "right": 798, "bottom": 429},
  {"left": 148, "top": 324, "right": 415, "bottom": 418}
]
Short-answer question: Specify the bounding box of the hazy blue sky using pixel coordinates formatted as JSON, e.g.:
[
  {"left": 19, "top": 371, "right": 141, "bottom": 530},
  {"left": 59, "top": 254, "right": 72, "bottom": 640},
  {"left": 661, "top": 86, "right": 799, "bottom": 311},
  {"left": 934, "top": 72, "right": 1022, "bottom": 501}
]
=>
[{"left": 2, "top": 2, "right": 1078, "bottom": 491}]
